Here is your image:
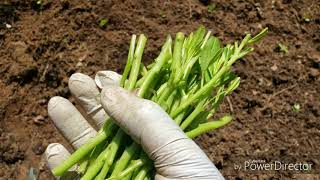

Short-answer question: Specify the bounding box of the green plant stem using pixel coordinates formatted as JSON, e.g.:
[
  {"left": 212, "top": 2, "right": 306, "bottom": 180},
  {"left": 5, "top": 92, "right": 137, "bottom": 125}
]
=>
[
  {"left": 186, "top": 115, "right": 232, "bottom": 138},
  {"left": 133, "top": 165, "right": 151, "bottom": 180},
  {"left": 130, "top": 165, "right": 142, "bottom": 180},
  {"left": 171, "top": 65, "right": 229, "bottom": 118},
  {"left": 180, "top": 99, "right": 206, "bottom": 130},
  {"left": 182, "top": 57, "right": 198, "bottom": 81},
  {"left": 143, "top": 173, "right": 152, "bottom": 180},
  {"left": 157, "top": 32, "right": 185, "bottom": 102},
  {"left": 110, "top": 142, "right": 139, "bottom": 176},
  {"left": 92, "top": 129, "right": 126, "bottom": 180},
  {"left": 81, "top": 145, "right": 111, "bottom": 180},
  {"left": 107, "top": 37, "right": 172, "bottom": 179},
  {"left": 77, "top": 138, "right": 108, "bottom": 177},
  {"left": 248, "top": 27, "right": 268, "bottom": 44},
  {"left": 87, "top": 139, "right": 108, "bottom": 167},
  {"left": 143, "top": 71, "right": 164, "bottom": 99},
  {"left": 107, "top": 160, "right": 143, "bottom": 180},
  {"left": 171, "top": 32, "right": 184, "bottom": 73},
  {"left": 77, "top": 158, "right": 89, "bottom": 175},
  {"left": 127, "top": 34, "right": 147, "bottom": 90},
  {"left": 94, "top": 158, "right": 111, "bottom": 180},
  {"left": 120, "top": 35, "right": 137, "bottom": 87},
  {"left": 174, "top": 109, "right": 187, "bottom": 125},
  {"left": 164, "top": 90, "right": 177, "bottom": 111},
  {"left": 140, "top": 63, "right": 148, "bottom": 77},
  {"left": 122, "top": 173, "right": 132, "bottom": 180},
  {"left": 170, "top": 98, "right": 180, "bottom": 115},
  {"left": 128, "top": 151, "right": 152, "bottom": 180},
  {"left": 75, "top": 34, "right": 148, "bottom": 179},
  {"left": 135, "top": 75, "right": 146, "bottom": 87},
  {"left": 151, "top": 82, "right": 167, "bottom": 102},
  {"left": 157, "top": 87, "right": 172, "bottom": 108},
  {"left": 138, "top": 36, "right": 172, "bottom": 97},
  {"left": 52, "top": 120, "right": 117, "bottom": 176}
]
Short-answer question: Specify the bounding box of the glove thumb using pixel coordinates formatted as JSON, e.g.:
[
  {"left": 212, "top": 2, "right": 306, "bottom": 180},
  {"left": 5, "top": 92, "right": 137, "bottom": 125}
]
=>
[{"left": 100, "top": 85, "right": 224, "bottom": 180}]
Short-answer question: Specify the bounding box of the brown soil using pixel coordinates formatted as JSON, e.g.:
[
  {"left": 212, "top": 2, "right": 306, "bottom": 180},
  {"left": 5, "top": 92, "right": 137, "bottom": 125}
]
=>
[{"left": 0, "top": 0, "right": 319, "bottom": 179}]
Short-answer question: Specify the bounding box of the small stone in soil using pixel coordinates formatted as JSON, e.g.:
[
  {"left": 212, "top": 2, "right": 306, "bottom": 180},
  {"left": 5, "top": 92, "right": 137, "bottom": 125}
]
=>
[
  {"left": 38, "top": 99, "right": 47, "bottom": 105},
  {"left": 33, "top": 115, "right": 45, "bottom": 125},
  {"left": 271, "top": 64, "right": 278, "bottom": 71}
]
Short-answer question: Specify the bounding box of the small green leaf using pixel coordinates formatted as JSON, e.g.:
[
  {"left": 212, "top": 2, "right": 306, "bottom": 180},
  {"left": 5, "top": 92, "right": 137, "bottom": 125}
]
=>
[
  {"left": 218, "top": 72, "right": 237, "bottom": 86},
  {"left": 183, "top": 26, "right": 208, "bottom": 74},
  {"left": 212, "top": 86, "right": 226, "bottom": 108},
  {"left": 212, "top": 47, "right": 229, "bottom": 74},
  {"left": 204, "top": 70, "right": 211, "bottom": 83},
  {"left": 278, "top": 43, "right": 289, "bottom": 54},
  {"left": 160, "top": 11, "right": 166, "bottom": 18},
  {"left": 248, "top": 27, "right": 269, "bottom": 44},
  {"left": 226, "top": 77, "right": 240, "bottom": 94},
  {"left": 238, "top": 34, "right": 251, "bottom": 51},
  {"left": 193, "top": 27, "right": 206, "bottom": 48},
  {"left": 292, "top": 103, "right": 301, "bottom": 112},
  {"left": 207, "top": 4, "right": 216, "bottom": 13},
  {"left": 99, "top": 18, "right": 109, "bottom": 27},
  {"left": 303, "top": 13, "right": 311, "bottom": 22},
  {"left": 304, "top": 17, "right": 310, "bottom": 22},
  {"left": 237, "top": 47, "right": 254, "bottom": 59}
]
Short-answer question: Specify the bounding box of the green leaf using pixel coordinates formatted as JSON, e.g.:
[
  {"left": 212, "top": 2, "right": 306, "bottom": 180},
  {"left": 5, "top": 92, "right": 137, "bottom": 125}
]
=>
[
  {"left": 199, "top": 37, "right": 214, "bottom": 72},
  {"left": 277, "top": 43, "right": 289, "bottom": 54},
  {"left": 184, "top": 26, "right": 206, "bottom": 62},
  {"left": 99, "top": 18, "right": 109, "bottom": 27},
  {"left": 207, "top": 4, "right": 216, "bottom": 13},
  {"left": 212, "top": 86, "right": 226, "bottom": 108},
  {"left": 248, "top": 28, "right": 269, "bottom": 44},
  {"left": 226, "top": 77, "right": 240, "bottom": 94},
  {"left": 303, "top": 14, "right": 311, "bottom": 22},
  {"left": 186, "top": 111, "right": 210, "bottom": 131},
  {"left": 218, "top": 72, "right": 237, "bottom": 86},
  {"left": 193, "top": 26, "right": 206, "bottom": 45},
  {"left": 212, "top": 46, "right": 230, "bottom": 74},
  {"left": 199, "top": 36, "right": 221, "bottom": 72},
  {"left": 204, "top": 70, "right": 212, "bottom": 83},
  {"left": 237, "top": 47, "right": 254, "bottom": 59},
  {"left": 292, "top": 103, "right": 301, "bottom": 112},
  {"left": 238, "top": 34, "right": 251, "bottom": 51}
]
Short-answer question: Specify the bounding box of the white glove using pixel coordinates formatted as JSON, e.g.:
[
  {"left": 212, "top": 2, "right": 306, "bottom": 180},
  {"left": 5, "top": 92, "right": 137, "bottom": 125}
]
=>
[{"left": 45, "top": 71, "right": 224, "bottom": 180}]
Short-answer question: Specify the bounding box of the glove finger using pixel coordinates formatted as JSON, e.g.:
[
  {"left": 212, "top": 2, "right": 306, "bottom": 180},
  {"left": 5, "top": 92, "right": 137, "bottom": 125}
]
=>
[
  {"left": 45, "top": 143, "right": 79, "bottom": 179},
  {"left": 100, "top": 85, "right": 184, "bottom": 154},
  {"left": 100, "top": 85, "right": 224, "bottom": 180},
  {"left": 45, "top": 143, "right": 72, "bottom": 172},
  {"left": 48, "top": 96, "right": 97, "bottom": 149},
  {"left": 69, "top": 73, "right": 109, "bottom": 128},
  {"left": 94, "top": 70, "right": 122, "bottom": 89}
]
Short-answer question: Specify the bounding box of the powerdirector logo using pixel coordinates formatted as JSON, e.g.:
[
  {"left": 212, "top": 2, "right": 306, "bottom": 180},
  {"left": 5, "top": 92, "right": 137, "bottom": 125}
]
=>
[{"left": 223, "top": 155, "right": 319, "bottom": 175}]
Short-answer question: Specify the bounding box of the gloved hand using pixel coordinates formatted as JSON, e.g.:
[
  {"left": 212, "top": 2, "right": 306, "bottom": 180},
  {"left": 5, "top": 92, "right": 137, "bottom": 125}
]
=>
[{"left": 45, "top": 71, "right": 224, "bottom": 180}]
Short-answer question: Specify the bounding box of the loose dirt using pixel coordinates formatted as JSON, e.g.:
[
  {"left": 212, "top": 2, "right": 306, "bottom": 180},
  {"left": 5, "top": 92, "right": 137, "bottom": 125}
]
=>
[{"left": 0, "top": 0, "right": 319, "bottom": 179}]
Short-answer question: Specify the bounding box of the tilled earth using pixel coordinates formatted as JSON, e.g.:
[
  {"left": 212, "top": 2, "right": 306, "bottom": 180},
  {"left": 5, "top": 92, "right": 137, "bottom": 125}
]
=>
[{"left": 0, "top": 0, "right": 319, "bottom": 179}]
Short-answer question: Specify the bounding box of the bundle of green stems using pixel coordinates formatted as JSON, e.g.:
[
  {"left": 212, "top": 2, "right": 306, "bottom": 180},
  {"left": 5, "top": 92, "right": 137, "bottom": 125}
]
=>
[{"left": 52, "top": 26, "right": 268, "bottom": 180}]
